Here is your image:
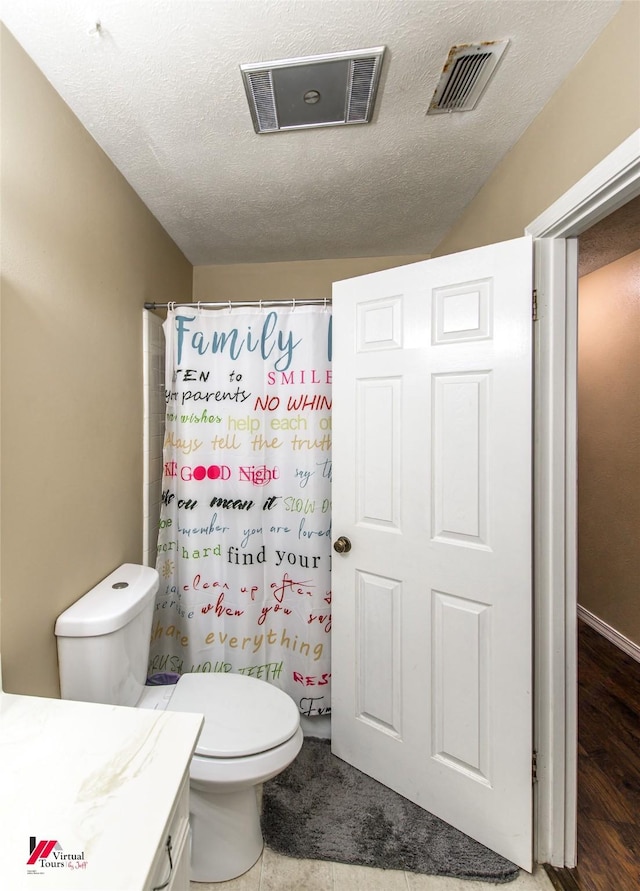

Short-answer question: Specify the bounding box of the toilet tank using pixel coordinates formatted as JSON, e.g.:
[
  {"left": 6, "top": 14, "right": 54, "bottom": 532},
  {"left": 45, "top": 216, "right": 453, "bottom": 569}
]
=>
[{"left": 55, "top": 564, "right": 159, "bottom": 707}]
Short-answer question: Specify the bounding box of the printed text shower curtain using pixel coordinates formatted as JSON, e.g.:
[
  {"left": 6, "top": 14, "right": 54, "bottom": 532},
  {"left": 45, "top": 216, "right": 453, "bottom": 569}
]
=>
[{"left": 152, "top": 305, "right": 333, "bottom": 718}]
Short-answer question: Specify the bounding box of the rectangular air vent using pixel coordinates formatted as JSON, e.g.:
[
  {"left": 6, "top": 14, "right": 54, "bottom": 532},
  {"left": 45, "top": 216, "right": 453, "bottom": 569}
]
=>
[
  {"left": 241, "top": 47, "right": 385, "bottom": 134},
  {"left": 428, "top": 40, "right": 509, "bottom": 114}
]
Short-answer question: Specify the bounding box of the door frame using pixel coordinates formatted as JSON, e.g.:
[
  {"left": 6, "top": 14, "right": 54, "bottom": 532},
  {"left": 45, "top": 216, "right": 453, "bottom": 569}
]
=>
[{"left": 527, "top": 128, "right": 640, "bottom": 867}]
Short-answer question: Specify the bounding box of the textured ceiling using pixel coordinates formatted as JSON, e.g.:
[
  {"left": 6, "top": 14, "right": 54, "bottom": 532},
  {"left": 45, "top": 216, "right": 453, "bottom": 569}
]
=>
[
  {"left": 579, "top": 195, "right": 640, "bottom": 278},
  {"left": 1, "top": 1, "right": 622, "bottom": 266}
]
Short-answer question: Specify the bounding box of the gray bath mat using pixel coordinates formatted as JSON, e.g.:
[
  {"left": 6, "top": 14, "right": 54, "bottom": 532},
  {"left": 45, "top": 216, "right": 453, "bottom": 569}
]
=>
[{"left": 261, "top": 737, "right": 519, "bottom": 883}]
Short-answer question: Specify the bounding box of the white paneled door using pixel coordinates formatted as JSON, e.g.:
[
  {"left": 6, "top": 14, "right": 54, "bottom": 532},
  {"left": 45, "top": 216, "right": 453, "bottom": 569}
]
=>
[{"left": 331, "top": 237, "right": 533, "bottom": 871}]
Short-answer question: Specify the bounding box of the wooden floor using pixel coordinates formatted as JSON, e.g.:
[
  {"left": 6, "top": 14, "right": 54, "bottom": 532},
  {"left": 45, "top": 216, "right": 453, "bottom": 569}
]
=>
[{"left": 560, "top": 620, "right": 640, "bottom": 891}]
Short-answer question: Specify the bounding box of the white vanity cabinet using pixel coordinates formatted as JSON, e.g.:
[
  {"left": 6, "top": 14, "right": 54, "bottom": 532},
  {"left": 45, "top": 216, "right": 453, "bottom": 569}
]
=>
[
  {"left": 147, "top": 770, "right": 191, "bottom": 891},
  {"left": 0, "top": 693, "right": 203, "bottom": 891}
]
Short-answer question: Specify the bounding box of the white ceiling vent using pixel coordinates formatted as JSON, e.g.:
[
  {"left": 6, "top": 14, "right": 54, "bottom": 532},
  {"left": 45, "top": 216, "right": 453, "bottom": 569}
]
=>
[
  {"left": 241, "top": 47, "right": 385, "bottom": 134},
  {"left": 427, "top": 40, "right": 509, "bottom": 114}
]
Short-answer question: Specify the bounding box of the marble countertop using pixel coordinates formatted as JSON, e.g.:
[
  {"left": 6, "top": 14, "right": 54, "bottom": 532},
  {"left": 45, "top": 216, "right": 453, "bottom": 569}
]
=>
[{"left": 0, "top": 692, "right": 203, "bottom": 890}]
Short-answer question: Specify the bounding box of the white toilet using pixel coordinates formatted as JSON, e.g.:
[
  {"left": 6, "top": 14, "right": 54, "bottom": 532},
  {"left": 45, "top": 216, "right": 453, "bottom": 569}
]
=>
[{"left": 54, "top": 563, "right": 303, "bottom": 883}]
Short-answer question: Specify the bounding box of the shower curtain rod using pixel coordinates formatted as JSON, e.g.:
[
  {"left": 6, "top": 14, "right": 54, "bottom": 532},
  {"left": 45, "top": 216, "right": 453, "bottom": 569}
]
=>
[{"left": 144, "top": 298, "right": 332, "bottom": 310}]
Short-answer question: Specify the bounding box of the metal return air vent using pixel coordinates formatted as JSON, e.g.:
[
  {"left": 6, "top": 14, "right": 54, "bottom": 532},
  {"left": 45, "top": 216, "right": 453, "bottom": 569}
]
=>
[
  {"left": 428, "top": 40, "right": 509, "bottom": 114},
  {"left": 241, "top": 47, "right": 385, "bottom": 134}
]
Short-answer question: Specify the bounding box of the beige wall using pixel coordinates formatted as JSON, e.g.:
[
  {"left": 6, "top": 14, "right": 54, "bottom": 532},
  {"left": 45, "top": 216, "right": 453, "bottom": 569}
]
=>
[
  {"left": 193, "top": 255, "right": 429, "bottom": 303},
  {"left": 433, "top": 2, "right": 640, "bottom": 256},
  {"left": 577, "top": 250, "right": 640, "bottom": 646},
  {"left": 0, "top": 27, "right": 192, "bottom": 696}
]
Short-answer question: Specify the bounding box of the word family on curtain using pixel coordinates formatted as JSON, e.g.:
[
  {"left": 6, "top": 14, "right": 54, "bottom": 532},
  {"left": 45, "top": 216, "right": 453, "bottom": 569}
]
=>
[{"left": 152, "top": 304, "right": 333, "bottom": 719}]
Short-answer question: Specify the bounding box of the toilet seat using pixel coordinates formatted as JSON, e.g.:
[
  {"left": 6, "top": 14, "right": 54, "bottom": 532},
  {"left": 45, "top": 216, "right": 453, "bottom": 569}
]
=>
[{"left": 166, "top": 672, "right": 300, "bottom": 758}]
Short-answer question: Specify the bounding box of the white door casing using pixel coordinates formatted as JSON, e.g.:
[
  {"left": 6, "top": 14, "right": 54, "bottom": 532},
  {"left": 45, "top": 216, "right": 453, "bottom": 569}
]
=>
[
  {"left": 331, "top": 237, "right": 534, "bottom": 871},
  {"left": 528, "top": 129, "right": 640, "bottom": 867}
]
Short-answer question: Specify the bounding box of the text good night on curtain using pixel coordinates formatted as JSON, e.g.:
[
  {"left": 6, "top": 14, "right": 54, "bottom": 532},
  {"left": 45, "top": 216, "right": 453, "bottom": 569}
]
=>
[{"left": 152, "top": 306, "right": 333, "bottom": 718}]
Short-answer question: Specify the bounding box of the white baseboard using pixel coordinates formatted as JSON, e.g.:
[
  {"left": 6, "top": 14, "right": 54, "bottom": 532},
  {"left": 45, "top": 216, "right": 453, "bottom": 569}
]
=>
[{"left": 578, "top": 605, "right": 640, "bottom": 664}]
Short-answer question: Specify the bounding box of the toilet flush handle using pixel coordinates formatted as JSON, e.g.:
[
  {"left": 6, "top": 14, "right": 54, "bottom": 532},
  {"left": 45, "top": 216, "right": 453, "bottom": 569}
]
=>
[{"left": 333, "top": 536, "right": 352, "bottom": 554}]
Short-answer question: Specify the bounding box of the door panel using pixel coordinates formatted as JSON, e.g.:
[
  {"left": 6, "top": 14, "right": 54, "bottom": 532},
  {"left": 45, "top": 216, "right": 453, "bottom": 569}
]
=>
[
  {"left": 356, "top": 571, "right": 402, "bottom": 736},
  {"left": 332, "top": 237, "right": 533, "bottom": 870},
  {"left": 357, "top": 377, "right": 401, "bottom": 527}
]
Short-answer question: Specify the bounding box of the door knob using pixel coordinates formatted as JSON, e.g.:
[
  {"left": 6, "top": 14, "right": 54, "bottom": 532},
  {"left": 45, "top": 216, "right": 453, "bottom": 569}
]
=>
[{"left": 333, "top": 536, "right": 352, "bottom": 554}]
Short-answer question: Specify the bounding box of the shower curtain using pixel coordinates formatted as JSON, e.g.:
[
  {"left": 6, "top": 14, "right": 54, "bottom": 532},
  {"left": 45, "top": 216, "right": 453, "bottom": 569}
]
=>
[{"left": 151, "top": 304, "right": 333, "bottom": 718}]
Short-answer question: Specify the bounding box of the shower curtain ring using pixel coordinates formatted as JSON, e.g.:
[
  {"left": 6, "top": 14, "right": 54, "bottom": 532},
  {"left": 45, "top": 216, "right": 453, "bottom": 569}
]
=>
[
  {"left": 228, "top": 301, "right": 232, "bottom": 312},
  {"left": 292, "top": 297, "right": 296, "bottom": 310}
]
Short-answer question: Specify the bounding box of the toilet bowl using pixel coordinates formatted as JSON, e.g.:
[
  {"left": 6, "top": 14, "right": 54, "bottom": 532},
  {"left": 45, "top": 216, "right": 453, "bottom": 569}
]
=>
[
  {"left": 148, "top": 672, "right": 303, "bottom": 882},
  {"left": 55, "top": 563, "right": 303, "bottom": 883}
]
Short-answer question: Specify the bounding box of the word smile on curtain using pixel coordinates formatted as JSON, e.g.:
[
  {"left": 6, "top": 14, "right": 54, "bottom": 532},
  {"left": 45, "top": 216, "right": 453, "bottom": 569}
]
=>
[{"left": 151, "top": 305, "right": 333, "bottom": 718}]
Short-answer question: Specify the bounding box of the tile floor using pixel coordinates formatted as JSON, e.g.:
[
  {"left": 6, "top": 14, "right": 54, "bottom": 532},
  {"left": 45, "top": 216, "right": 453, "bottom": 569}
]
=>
[{"left": 190, "top": 846, "right": 555, "bottom": 890}]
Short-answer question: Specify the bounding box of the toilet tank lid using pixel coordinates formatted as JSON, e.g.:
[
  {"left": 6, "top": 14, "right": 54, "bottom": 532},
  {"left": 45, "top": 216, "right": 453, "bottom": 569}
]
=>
[{"left": 54, "top": 564, "right": 159, "bottom": 637}]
